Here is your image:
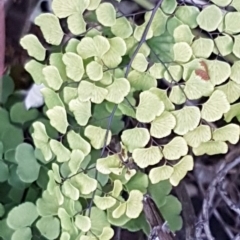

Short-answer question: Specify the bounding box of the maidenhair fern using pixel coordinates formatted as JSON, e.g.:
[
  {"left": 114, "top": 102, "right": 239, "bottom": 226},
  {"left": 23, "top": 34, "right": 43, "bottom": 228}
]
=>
[{"left": 1, "top": 0, "right": 240, "bottom": 239}]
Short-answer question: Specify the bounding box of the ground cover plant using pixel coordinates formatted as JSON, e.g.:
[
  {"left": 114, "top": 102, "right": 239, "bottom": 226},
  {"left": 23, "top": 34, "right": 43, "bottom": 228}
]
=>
[{"left": 2, "top": 0, "right": 240, "bottom": 239}]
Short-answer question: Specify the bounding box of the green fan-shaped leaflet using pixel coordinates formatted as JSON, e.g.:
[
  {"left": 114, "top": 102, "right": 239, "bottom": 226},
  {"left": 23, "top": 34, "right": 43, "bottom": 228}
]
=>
[
  {"left": 230, "top": 61, "right": 240, "bottom": 84},
  {"left": 125, "top": 36, "right": 149, "bottom": 57},
  {"left": 11, "top": 228, "right": 32, "bottom": 240},
  {"left": 158, "top": 195, "right": 183, "bottom": 231},
  {"left": 35, "top": 13, "right": 63, "bottom": 45},
  {"left": 112, "top": 180, "right": 123, "bottom": 197},
  {"left": 99, "top": 72, "right": 113, "bottom": 85},
  {"left": 49, "top": 53, "right": 67, "bottom": 80},
  {"left": 173, "top": 42, "right": 192, "bottom": 63},
  {"left": 63, "top": 87, "right": 78, "bottom": 104},
  {"left": 67, "top": 130, "right": 91, "bottom": 156},
  {"left": 101, "top": 37, "right": 127, "bottom": 68},
  {"left": 201, "top": 90, "right": 230, "bottom": 122},
  {"left": 224, "top": 103, "right": 240, "bottom": 122},
  {"left": 217, "top": 80, "right": 240, "bottom": 104},
  {"left": 98, "top": 227, "right": 114, "bottom": 240},
  {"left": 213, "top": 124, "right": 240, "bottom": 144},
  {"left": 96, "top": 2, "right": 116, "bottom": 27},
  {"left": 149, "top": 88, "right": 175, "bottom": 111},
  {"left": 207, "top": 60, "right": 231, "bottom": 85},
  {"left": 145, "top": 8, "right": 168, "bottom": 37},
  {"left": 15, "top": 143, "right": 40, "bottom": 183},
  {"left": 20, "top": 34, "right": 46, "bottom": 61},
  {"left": 126, "top": 190, "right": 143, "bottom": 219},
  {"left": 231, "top": 0, "right": 240, "bottom": 11},
  {"left": 196, "top": 5, "right": 223, "bottom": 31},
  {"left": 57, "top": 208, "right": 73, "bottom": 231},
  {"left": 173, "top": 25, "right": 194, "bottom": 44},
  {"left": 167, "top": 16, "right": 183, "bottom": 35},
  {"left": 7, "top": 202, "right": 38, "bottom": 230},
  {"left": 233, "top": 35, "right": 240, "bottom": 58},
  {"left": 41, "top": 88, "right": 64, "bottom": 109},
  {"left": 170, "top": 155, "right": 193, "bottom": 186},
  {"left": 68, "top": 149, "right": 85, "bottom": 174},
  {"left": 149, "top": 165, "right": 174, "bottom": 184},
  {"left": 49, "top": 168, "right": 62, "bottom": 191},
  {"left": 111, "top": 17, "right": 133, "bottom": 39},
  {"left": 62, "top": 180, "right": 80, "bottom": 200},
  {"left": 24, "top": 60, "right": 45, "bottom": 84},
  {"left": 182, "top": 58, "right": 201, "bottom": 80},
  {"left": 10, "top": 102, "right": 39, "bottom": 124},
  {"left": 128, "top": 70, "right": 157, "bottom": 91},
  {"left": 52, "top": 0, "right": 89, "bottom": 18},
  {"left": 32, "top": 122, "right": 52, "bottom": 161},
  {"left": 46, "top": 106, "right": 69, "bottom": 134},
  {"left": 85, "top": 125, "right": 112, "bottom": 149},
  {"left": 193, "top": 141, "right": 228, "bottom": 156},
  {"left": 36, "top": 216, "right": 60, "bottom": 240},
  {"left": 175, "top": 6, "right": 199, "bottom": 29},
  {"left": 42, "top": 66, "right": 63, "bottom": 91},
  {"left": 69, "top": 98, "right": 91, "bottom": 126},
  {"left": 224, "top": 12, "right": 240, "bottom": 34},
  {"left": 36, "top": 190, "right": 60, "bottom": 216},
  {"left": 184, "top": 125, "right": 211, "bottom": 148},
  {"left": 132, "top": 53, "right": 148, "bottom": 72},
  {"left": 164, "top": 64, "right": 183, "bottom": 83},
  {"left": 134, "top": 21, "right": 153, "bottom": 42},
  {"left": 112, "top": 202, "right": 127, "bottom": 219},
  {"left": 86, "top": 61, "right": 103, "bottom": 81},
  {"left": 161, "top": 0, "right": 177, "bottom": 14},
  {"left": 125, "top": 172, "right": 148, "bottom": 193},
  {"left": 136, "top": 91, "right": 165, "bottom": 123},
  {"left": 71, "top": 173, "right": 97, "bottom": 195},
  {"left": 150, "top": 111, "right": 176, "bottom": 139},
  {"left": 211, "top": 0, "right": 231, "bottom": 6},
  {"left": 65, "top": 39, "right": 80, "bottom": 53},
  {"left": 191, "top": 38, "right": 214, "bottom": 58},
  {"left": 62, "top": 52, "right": 84, "bottom": 82},
  {"left": 121, "top": 128, "right": 150, "bottom": 153},
  {"left": 49, "top": 139, "right": 71, "bottom": 162},
  {"left": 78, "top": 81, "right": 108, "bottom": 104},
  {"left": 60, "top": 232, "right": 70, "bottom": 240},
  {"left": 149, "top": 63, "right": 165, "bottom": 79},
  {"left": 107, "top": 199, "right": 130, "bottom": 226},
  {"left": 132, "top": 146, "right": 163, "bottom": 168},
  {"left": 118, "top": 97, "right": 136, "bottom": 118},
  {"left": 77, "top": 35, "right": 110, "bottom": 59},
  {"left": 105, "top": 78, "right": 130, "bottom": 104},
  {"left": 184, "top": 72, "right": 214, "bottom": 100},
  {"left": 88, "top": 207, "right": 111, "bottom": 235},
  {"left": 148, "top": 181, "right": 172, "bottom": 210},
  {"left": 87, "top": 0, "right": 101, "bottom": 10},
  {"left": 213, "top": 34, "right": 233, "bottom": 56},
  {"left": 96, "top": 154, "right": 122, "bottom": 175},
  {"left": 172, "top": 106, "right": 201, "bottom": 135},
  {"left": 0, "top": 75, "right": 14, "bottom": 103},
  {"left": 67, "top": 12, "right": 87, "bottom": 35},
  {"left": 163, "top": 137, "right": 188, "bottom": 160},
  {"left": 75, "top": 215, "right": 91, "bottom": 232},
  {"left": 94, "top": 196, "right": 116, "bottom": 210}
]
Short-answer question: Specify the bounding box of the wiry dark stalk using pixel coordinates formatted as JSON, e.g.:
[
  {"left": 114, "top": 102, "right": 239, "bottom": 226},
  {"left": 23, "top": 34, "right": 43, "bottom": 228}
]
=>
[
  {"left": 125, "top": 0, "right": 164, "bottom": 78},
  {"left": 87, "top": 104, "right": 118, "bottom": 217},
  {"left": 87, "top": 0, "right": 165, "bottom": 222}
]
